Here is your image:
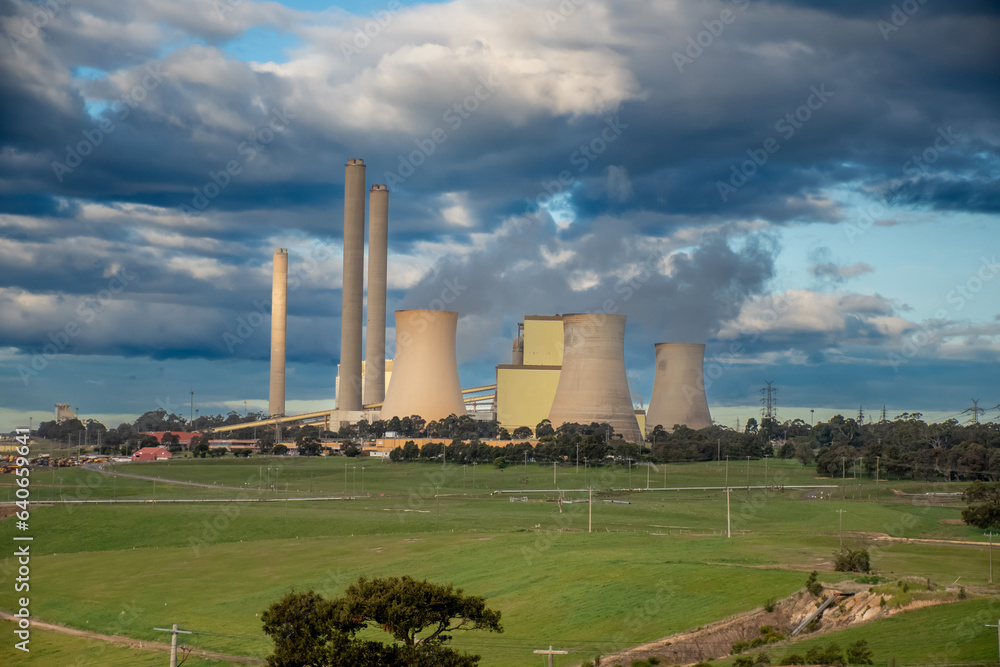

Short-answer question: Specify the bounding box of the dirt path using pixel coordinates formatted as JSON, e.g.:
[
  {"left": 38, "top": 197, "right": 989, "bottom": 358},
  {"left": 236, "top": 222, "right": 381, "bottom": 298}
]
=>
[
  {"left": 0, "top": 611, "right": 266, "bottom": 665},
  {"left": 83, "top": 463, "right": 252, "bottom": 492}
]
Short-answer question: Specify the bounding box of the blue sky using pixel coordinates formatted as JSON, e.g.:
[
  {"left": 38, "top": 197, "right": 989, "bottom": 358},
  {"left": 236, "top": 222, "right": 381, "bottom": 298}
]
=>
[{"left": 0, "top": 0, "right": 998, "bottom": 433}]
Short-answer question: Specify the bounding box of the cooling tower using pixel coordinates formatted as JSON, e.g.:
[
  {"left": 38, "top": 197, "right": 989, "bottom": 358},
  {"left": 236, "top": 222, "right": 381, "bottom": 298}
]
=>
[
  {"left": 339, "top": 158, "right": 366, "bottom": 411},
  {"left": 547, "top": 313, "right": 643, "bottom": 443},
  {"left": 645, "top": 343, "right": 713, "bottom": 433},
  {"left": 380, "top": 310, "right": 466, "bottom": 422},
  {"left": 268, "top": 248, "right": 287, "bottom": 417},
  {"left": 363, "top": 184, "right": 388, "bottom": 406}
]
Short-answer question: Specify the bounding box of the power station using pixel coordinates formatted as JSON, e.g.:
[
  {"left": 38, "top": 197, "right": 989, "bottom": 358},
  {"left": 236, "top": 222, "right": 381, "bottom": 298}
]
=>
[{"left": 256, "top": 158, "right": 713, "bottom": 442}]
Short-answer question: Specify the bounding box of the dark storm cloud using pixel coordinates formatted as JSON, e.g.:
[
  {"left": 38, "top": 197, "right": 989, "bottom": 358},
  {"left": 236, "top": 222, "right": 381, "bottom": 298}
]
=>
[{"left": 0, "top": 0, "right": 997, "bottom": 403}]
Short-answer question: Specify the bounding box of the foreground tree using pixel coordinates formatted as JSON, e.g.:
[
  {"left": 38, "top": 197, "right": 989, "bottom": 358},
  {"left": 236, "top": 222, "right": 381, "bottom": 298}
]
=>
[{"left": 261, "top": 575, "right": 502, "bottom": 667}]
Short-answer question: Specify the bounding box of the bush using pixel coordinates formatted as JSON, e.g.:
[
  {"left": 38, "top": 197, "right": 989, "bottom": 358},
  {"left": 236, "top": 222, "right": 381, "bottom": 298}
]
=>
[
  {"left": 846, "top": 639, "right": 874, "bottom": 664},
  {"left": 782, "top": 654, "right": 805, "bottom": 665},
  {"left": 755, "top": 653, "right": 771, "bottom": 666},
  {"left": 734, "top": 657, "right": 754, "bottom": 667},
  {"left": 805, "top": 643, "right": 844, "bottom": 665},
  {"left": 764, "top": 597, "right": 777, "bottom": 613},
  {"left": 834, "top": 547, "right": 870, "bottom": 573},
  {"left": 648, "top": 659, "right": 660, "bottom": 665},
  {"left": 806, "top": 571, "right": 824, "bottom": 596}
]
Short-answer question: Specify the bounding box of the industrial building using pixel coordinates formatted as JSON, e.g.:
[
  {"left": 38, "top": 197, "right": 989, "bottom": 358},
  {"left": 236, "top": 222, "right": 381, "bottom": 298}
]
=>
[{"left": 225, "top": 157, "right": 714, "bottom": 444}]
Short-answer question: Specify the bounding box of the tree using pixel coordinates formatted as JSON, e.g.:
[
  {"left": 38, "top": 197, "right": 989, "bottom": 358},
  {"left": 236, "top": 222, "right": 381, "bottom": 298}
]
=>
[
  {"left": 297, "top": 426, "right": 322, "bottom": 456},
  {"left": 273, "top": 444, "right": 289, "bottom": 455},
  {"left": 962, "top": 481, "right": 1000, "bottom": 529},
  {"left": 535, "top": 419, "right": 555, "bottom": 438},
  {"left": 512, "top": 426, "right": 533, "bottom": 440},
  {"left": 261, "top": 576, "right": 502, "bottom": 667}
]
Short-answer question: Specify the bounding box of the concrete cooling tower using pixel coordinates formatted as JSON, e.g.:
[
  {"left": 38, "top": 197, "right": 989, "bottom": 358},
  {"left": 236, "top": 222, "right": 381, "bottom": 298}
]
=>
[
  {"left": 645, "top": 343, "right": 712, "bottom": 432},
  {"left": 379, "top": 310, "right": 466, "bottom": 422},
  {"left": 268, "top": 248, "right": 287, "bottom": 417},
  {"left": 547, "top": 313, "right": 643, "bottom": 443},
  {"left": 339, "top": 158, "right": 366, "bottom": 411},
  {"left": 363, "top": 184, "right": 388, "bottom": 406}
]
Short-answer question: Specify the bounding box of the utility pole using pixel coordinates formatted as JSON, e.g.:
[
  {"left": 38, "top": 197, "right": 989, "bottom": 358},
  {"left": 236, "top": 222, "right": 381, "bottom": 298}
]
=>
[
  {"left": 588, "top": 487, "right": 592, "bottom": 534},
  {"left": 726, "top": 487, "right": 731, "bottom": 538},
  {"left": 836, "top": 509, "right": 846, "bottom": 549},
  {"left": 533, "top": 645, "right": 568, "bottom": 667},
  {"left": 986, "top": 619, "right": 1000, "bottom": 666},
  {"left": 154, "top": 624, "right": 192, "bottom": 667},
  {"left": 746, "top": 456, "right": 750, "bottom": 491},
  {"left": 553, "top": 461, "right": 556, "bottom": 485},
  {"left": 190, "top": 391, "right": 194, "bottom": 427},
  {"left": 875, "top": 456, "right": 880, "bottom": 502},
  {"left": 987, "top": 532, "right": 995, "bottom": 585},
  {"left": 576, "top": 442, "right": 579, "bottom": 473}
]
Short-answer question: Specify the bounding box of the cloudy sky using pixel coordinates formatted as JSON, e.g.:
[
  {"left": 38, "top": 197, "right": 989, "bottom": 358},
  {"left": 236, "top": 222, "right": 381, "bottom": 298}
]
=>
[{"left": 1, "top": 0, "right": 998, "bottom": 433}]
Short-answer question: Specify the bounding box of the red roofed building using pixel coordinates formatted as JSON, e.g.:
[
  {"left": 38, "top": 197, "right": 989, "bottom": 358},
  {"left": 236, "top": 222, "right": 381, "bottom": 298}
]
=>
[
  {"left": 141, "top": 432, "right": 199, "bottom": 448},
  {"left": 132, "top": 447, "right": 173, "bottom": 461}
]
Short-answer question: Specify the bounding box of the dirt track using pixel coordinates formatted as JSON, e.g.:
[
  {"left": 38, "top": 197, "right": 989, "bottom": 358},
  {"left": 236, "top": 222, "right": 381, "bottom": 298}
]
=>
[{"left": 0, "top": 611, "right": 266, "bottom": 665}]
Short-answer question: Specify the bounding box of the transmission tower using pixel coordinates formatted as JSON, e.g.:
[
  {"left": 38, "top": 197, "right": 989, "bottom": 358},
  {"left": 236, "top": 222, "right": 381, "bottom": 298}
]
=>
[
  {"left": 962, "top": 399, "right": 985, "bottom": 425},
  {"left": 857, "top": 405, "right": 864, "bottom": 423},
  {"left": 761, "top": 381, "right": 778, "bottom": 422},
  {"left": 881, "top": 405, "right": 887, "bottom": 423}
]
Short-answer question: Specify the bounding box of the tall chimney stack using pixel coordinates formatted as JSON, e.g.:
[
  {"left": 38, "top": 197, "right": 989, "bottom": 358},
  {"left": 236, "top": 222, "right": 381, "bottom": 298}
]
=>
[
  {"left": 339, "top": 158, "right": 366, "bottom": 411},
  {"left": 268, "top": 248, "right": 288, "bottom": 417},
  {"left": 363, "top": 184, "right": 388, "bottom": 406}
]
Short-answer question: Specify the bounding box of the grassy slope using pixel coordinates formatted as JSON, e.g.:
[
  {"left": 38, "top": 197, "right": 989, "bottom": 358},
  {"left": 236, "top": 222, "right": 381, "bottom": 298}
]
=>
[
  {"left": 0, "top": 624, "right": 237, "bottom": 666},
  {"left": 709, "top": 597, "right": 999, "bottom": 666},
  {"left": 0, "top": 460, "right": 995, "bottom": 666}
]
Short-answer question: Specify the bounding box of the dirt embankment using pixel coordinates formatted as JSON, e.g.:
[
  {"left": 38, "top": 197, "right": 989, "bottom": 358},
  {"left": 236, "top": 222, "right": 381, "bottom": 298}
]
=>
[{"left": 594, "top": 580, "right": 963, "bottom": 666}]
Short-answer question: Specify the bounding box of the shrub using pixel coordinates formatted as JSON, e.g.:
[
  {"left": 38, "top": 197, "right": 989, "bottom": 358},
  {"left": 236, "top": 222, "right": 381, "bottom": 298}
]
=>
[
  {"left": 734, "top": 657, "right": 755, "bottom": 667},
  {"left": 805, "top": 617, "right": 822, "bottom": 633},
  {"left": 782, "top": 654, "right": 805, "bottom": 665},
  {"left": 805, "top": 643, "right": 844, "bottom": 665},
  {"left": 847, "top": 639, "right": 874, "bottom": 665},
  {"left": 806, "top": 570, "right": 824, "bottom": 596},
  {"left": 834, "top": 547, "right": 870, "bottom": 573},
  {"left": 755, "top": 653, "right": 771, "bottom": 666},
  {"left": 764, "top": 597, "right": 777, "bottom": 613},
  {"left": 648, "top": 659, "right": 660, "bottom": 665}
]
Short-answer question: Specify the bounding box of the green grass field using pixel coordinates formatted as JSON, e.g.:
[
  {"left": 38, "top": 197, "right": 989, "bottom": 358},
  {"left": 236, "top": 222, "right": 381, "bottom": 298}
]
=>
[{"left": 0, "top": 458, "right": 996, "bottom": 666}]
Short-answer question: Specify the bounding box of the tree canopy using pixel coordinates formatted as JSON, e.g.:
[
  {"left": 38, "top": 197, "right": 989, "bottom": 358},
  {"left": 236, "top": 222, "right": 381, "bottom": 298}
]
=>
[{"left": 261, "top": 575, "right": 502, "bottom": 667}]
